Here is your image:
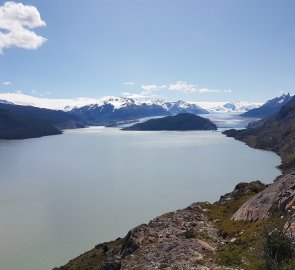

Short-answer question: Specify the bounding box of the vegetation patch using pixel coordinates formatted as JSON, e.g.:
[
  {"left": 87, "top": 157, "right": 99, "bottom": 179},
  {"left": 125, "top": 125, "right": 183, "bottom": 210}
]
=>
[{"left": 201, "top": 189, "right": 295, "bottom": 270}]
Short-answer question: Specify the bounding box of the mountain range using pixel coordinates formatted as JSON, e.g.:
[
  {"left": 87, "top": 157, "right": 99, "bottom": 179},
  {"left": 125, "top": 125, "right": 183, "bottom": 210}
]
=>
[
  {"left": 0, "top": 93, "right": 261, "bottom": 113},
  {"left": 0, "top": 92, "right": 291, "bottom": 139}
]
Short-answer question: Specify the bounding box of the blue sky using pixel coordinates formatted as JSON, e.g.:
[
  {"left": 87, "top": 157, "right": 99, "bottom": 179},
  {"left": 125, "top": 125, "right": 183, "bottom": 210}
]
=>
[{"left": 1, "top": 0, "right": 295, "bottom": 102}]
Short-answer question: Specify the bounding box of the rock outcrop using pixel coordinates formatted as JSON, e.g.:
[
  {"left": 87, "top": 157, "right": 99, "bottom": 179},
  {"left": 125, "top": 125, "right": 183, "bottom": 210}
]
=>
[
  {"left": 55, "top": 202, "right": 243, "bottom": 270},
  {"left": 232, "top": 174, "right": 295, "bottom": 241},
  {"left": 217, "top": 181, "right": 267, "bottom": 205}
]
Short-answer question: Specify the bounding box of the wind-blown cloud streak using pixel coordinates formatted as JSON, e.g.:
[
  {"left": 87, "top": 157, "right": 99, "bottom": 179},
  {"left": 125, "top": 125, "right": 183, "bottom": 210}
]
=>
[{"left": 0, "top": 1, "right": 47, "bottom": 53}]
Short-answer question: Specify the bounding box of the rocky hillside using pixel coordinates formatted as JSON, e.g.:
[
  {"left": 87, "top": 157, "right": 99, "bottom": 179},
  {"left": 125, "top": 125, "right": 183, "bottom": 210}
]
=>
[
  {"left": 54, "top": 181, "right": 269, "bottom": 270},
  {"left": 123, "top": 113, "right": 217, "bottom": 131},
  {"left": 54, "top": 178, "right": 295, "bottom": 270},
  {"left": 224, "top": 96, "right": 295, "bottom": 173}
]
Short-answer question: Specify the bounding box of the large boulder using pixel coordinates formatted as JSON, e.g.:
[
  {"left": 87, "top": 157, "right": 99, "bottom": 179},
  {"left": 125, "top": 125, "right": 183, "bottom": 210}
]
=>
[{"left": 232, "top": 174, "right": 295, "bottom": 222}]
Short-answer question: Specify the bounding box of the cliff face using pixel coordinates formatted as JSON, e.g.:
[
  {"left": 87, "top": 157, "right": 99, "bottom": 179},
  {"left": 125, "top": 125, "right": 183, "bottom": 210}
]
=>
[
  {"left": 232, "top": 174, "right": 295, "bottom": 243},
  {"left": 232, "top": 174, "right": 295, "bottom": 222}
]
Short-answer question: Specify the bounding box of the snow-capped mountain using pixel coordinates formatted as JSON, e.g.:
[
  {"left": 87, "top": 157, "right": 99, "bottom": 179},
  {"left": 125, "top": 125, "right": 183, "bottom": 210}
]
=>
[
  {"left": 0, "top": 93, "right": 208, "bottom": 114},
  {"left": 70, "top": 98, "right": 209, "bottom": 125},
  {"left": 0, "top": 92, "right": 264, "bottom": 125},
  {"left": 194, "top": 101, "right": 262, "bottom": 113},
  {"left": 242, "top": 93, "right": 293, "bottom": 118},
  {"left": 0, "top": 93, "right": 209, "bottom": 125},
  {"left": 0, "top": 93, "right": 261, "bottom": 113}
]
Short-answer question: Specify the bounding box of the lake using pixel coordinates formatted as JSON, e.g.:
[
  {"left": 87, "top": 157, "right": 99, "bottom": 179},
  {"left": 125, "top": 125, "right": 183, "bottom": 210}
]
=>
[{"left": 0, "top": 126, "right": 280, "bottom": 270}]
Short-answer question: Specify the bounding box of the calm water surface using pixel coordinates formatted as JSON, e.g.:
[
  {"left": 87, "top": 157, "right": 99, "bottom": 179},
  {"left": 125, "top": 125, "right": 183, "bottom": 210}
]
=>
[{"left": 0, "top": 127, "right": 280, "bottom": 270}]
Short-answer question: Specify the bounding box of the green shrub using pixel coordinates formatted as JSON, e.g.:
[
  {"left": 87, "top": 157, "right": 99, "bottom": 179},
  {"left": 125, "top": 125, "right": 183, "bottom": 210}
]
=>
[{"left": 262, "top": 229, "right": 295, "bottom": 270}]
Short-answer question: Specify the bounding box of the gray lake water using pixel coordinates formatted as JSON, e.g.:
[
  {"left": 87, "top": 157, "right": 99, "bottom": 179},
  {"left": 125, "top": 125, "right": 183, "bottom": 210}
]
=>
[{"left": 0, "top": 127, "right": 281, "bottom": 270}]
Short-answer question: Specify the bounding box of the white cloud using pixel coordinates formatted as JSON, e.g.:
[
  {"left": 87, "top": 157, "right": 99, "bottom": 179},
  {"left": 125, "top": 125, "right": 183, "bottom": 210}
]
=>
[
  {"left": 169, "top": 81, "right": 196, "bottom": 92},
  {"left": 122, "top": 92, "right": 148, "bottom": 99},
  {"left": 224, "top": 89, "right": 232, "bottom": 93},
  {"left": 140, "top": 84, "right": 159, "bottom": 95},
  {"left": 169, "top": 81, "right": 230, "bottom": 94},
  {"left": 123, "top": 81, "right": 135, "bottom": 86},
  {"left": 140, "top": 84, "right": 167, "bottom": 95},
  {"left": 0, "top": 1, "right": 46, "bottom": 53},
  {"left": 2, "top": 81, "right": 11, "bottom": 85}
]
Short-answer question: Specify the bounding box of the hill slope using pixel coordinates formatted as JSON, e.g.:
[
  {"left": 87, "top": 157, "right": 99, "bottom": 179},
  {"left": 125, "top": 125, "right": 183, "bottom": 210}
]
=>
[
  {"left": 0, "top": 103, "right": 85, "bottom": 129},
  {"left": 123, "top": 113, "right": 217, "bottom": 131},
  {"left": 0, "top": 108, "right": 61, "bottom": 139}
]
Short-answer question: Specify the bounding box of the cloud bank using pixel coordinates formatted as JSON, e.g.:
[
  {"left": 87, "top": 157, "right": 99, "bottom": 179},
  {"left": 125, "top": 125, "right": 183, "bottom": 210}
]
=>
[{"left": 0, "top": 1, "right": 47, "bottom": 53}]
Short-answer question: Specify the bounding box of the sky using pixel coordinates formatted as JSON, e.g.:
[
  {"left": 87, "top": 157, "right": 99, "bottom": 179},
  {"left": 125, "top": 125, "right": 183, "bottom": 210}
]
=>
[{"left": 0, "top": 0, "right": 295, "bottom": 102}]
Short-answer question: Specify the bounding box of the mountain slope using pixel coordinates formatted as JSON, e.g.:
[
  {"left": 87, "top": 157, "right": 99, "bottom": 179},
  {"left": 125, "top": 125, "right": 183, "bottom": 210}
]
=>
[
  {"left": 223, "top": 99, "right": 295, "bottom": 251},
  {"left": 123, "top": 113, "right": 217, "bottom": 131},
  {"left": 224, "top": 96, "right": 295, "bottom": 173},
  {"left": 0, "top": 108, "right": 61, "bottom": 139},
  {"left": 0, "top": 103, "right": 85, "bottom": 129},
  {"left": 241, "top": 93, "right": 292, "bottom": 118}
]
